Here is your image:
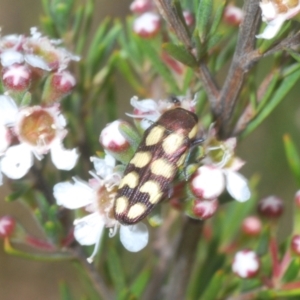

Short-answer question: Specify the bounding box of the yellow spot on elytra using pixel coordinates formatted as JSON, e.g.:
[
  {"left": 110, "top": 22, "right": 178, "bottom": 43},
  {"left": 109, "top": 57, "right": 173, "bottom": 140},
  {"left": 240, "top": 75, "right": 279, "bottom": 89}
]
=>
[
  {"left": 130, "top": 151, "right": 152, "bottom": 168},
  {"left": 177, "top": 152, "right": 187, "bottom": 167},
  {"left": 145, "top": 126, "right": 165, "bottom": 146},
  {"left": 118, "top": 171, "right": 139, "bottom": 189},
  {"left": 140, "top": 180, "right": 163, "bottom": 204},
  {"left": 127, "top": 203, "right": 147, "bottom": 220},
  {"left": 162, "top": 133, "right": 184, "bottom": 155},
  {"left": 151, "top": 158, "right": 175, "bottom": 179},
  {"left": 115, "top": 196, "right": 129, "bottom": 214},
  {"left": 188, "top": 124, "right": 198, "bottom": 139}
]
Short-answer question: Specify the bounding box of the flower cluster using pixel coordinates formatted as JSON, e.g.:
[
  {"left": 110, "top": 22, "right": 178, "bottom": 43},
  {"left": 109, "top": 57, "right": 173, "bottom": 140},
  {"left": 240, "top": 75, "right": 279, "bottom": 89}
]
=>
[
  {"left": 0, "top": 28, "right": 79, "bottom": 184},
  {"left": 53, "top": 95, "right": 252, "bottom": 260},
  {"left": 184, "top": 129, "right": 251, "bottom": 220},
  {"left": 257, "top": 0, "right": 300, "bottom": 39}
]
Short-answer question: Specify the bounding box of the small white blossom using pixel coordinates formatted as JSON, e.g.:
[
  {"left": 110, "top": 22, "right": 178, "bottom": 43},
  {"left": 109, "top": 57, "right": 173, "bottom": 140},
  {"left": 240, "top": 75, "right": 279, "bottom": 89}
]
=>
[
  {"left": 133, "top": 12, "right": 161, "bottom": 38},
  {"left": 127, "top": 96, "right": 197, "bottom": 130},
  {"left": 53, "top": 154, "right": 149, "bottom": 262},
  {"left": 0, "top": 98, "right": 78, "bottom": 179},
  {"left": 0, "top": 27, "right": 80, "bottom": 71},
  {"left": 257, "top": 0, "right": 300, "bottom": 39},
  {"left": 198, "top": 132, "right": 251, "bottom": 202}
]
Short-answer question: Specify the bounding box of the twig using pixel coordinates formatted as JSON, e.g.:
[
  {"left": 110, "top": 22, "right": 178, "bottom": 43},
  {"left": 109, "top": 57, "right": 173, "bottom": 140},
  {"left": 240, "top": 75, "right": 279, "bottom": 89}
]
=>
[
  {"left": 164, "top": 217, "right": 204, "bottom": 300},
  {"left": 154, "top": 0, "right": 193, "bottom": 50},
  {"left": 154, "top": 0, "right": 220, "bottom": 108},
  {"left": 263, "top": 30, "right": 300, "bottom": 57},
  {"left": 214, "top": 0, "right": 262, "bottom": 138}
]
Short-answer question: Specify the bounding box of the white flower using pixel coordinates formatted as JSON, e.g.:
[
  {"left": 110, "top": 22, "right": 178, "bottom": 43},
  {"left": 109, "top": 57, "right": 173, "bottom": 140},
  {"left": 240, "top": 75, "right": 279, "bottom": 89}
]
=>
[
  {"left": 127, "top": 95, "right": 197, "bottom": 130},
  {"left": 190, "top": 165, "right": 250, "bottom": 202},
  {"left": 53, "top": 154, "right": 149, "bottom": 262},
  {"left": 0, "top": 27, "right": 80, "bottom": 71},
  {"left": 257, "top": 0, "right": 300, "bottom": 39},
  {"left": 197, "top": 133, "right": 251, "bottom": 202},
  {"left": 133, "top": 12, "right": 161, "bottom": 38},
  {"left": 0, "top": 97, "right": 78, "bottom": 179}
]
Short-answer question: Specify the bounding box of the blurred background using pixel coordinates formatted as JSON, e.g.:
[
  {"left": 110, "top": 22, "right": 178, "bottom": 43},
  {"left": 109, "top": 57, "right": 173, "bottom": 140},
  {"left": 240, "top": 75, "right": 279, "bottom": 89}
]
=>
[{"left": 1, "top": 0, "right": 300, "bottom": 299}]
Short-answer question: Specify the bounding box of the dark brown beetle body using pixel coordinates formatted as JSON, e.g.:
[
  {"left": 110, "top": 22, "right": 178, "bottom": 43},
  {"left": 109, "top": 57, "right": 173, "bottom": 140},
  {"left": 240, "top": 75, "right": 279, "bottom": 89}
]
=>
[{"left": 114, "top": 107, "right": 201, "bottom": 225}]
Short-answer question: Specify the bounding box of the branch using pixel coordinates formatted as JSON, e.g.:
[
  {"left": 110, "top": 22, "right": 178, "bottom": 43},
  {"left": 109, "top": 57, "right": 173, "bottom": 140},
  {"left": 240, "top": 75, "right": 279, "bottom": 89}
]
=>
[
  {"left": 263, "top": 30, "right": 300, "bottom": 57},
  {"left": 154, "top": 0, "right": 220, "bottom": 108},
  {"left": 164, "top": 218, "right": 204, "bottom": 300},
  {"left": 214, "top": 0, "right": 262, "bottom": 139}
]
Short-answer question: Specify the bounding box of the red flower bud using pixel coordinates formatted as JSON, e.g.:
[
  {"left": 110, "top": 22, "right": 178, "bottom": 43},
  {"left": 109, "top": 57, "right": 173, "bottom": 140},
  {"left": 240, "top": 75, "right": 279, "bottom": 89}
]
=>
[{"left": 0, "top": 216, "right": 16, "bottom": 238}]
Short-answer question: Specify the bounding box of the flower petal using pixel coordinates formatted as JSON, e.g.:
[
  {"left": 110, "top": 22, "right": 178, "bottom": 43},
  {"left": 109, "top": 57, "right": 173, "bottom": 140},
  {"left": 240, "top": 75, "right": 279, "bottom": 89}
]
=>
[
  {"left": 119, "top": 223, "right": 149, "bottom": 252},
  {"left": 24, "top": 54, "right": 52, "bottom": 71},
  {"left": 50, "top": 141, "right": 79, "bottom": 170},
  {"left": 0, "top": 95, "right": 18, "bottom": 126},
  {"left": 91, "top": 153, "right": 116, "bottom": 179},
  {"left": 74, "top": 213, "right": 105, "bottom": 246},
  {"left": 225, "top": 170, "right": 251, "bottom": 202},
  {"left": 0, "top": 50, "right": 24, "bottom": 67},
  {"left": 1, "top": 144, "right": 33, "bottom": 179},
  {"left": 53, "top": 179, "right": 95, "bottom": 209},
  {"left": 256, "top": 16, "right": 286, "bottom": 39}
]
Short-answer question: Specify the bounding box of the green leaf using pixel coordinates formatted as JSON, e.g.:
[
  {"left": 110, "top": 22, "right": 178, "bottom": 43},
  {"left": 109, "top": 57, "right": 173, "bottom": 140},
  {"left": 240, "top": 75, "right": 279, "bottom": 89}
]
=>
[
  {"left": 283, "top": 134, "right": 300, "bottom": 186},
  {"left": 59, "top": 282, "right": 74, "bottom": 300},
  {"left": 197, "top": 0, "right": 213, "bottom": 42},
  {"left": 107, "top": 247, "right": 127, "bottom": 295},
  {"left": 242, "top": 67, "right": 300, "bottom": 137},
  {"left": 163, "top": 43, "right": 197, "bottom": 68},
  {"left": 5, "top": 186, "right": 30, "bottom": 202},
  {"left": 283, "top": 257, "right": 300, "bottom": 282},
  {"left": 209, "top": 1, "right": 226, "bottom": 36},
  {"left": 285, "top": 48, "right": 300, "bottom": 63},
  {"left": 207, "top": 32, "right": 223, "bottom": 50},
  {"left": 115, "top": 53, "right": 145, "bottom": 94},
  {"left": 199, "top": 270, "right": 225, "bottom": 300},
  {"left": 189, "top": 238, "right": 226, "bottom": 299},
  {"left": 119, "top": 121, "right": 141, "bottom": 152},
  {"left": 130, "top": 268, "right": 151, "bottom": 298},
  {"left": 137, "top": 39, "right": 180, "bottom": 93},
  {"left": 256, "top": 71, "right": 280, "bottom": 113}
]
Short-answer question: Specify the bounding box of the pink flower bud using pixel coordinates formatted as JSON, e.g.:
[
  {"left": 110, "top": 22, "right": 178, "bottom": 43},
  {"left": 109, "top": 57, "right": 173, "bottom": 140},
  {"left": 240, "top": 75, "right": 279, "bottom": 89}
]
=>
[
  {"left": 0, "top": 216, "right": 16, "bottom": 238},
  {"left": 183, "top": 11, "right": 194, "bottom": 26},
  {"left": 192, "top": 198, "right": 218, "bottom": 220},
  {"left": 295, "top": 190, "right": 300, "bottom": 208},
  {"left": 2, "top": 64, "right": 31, "bottom": 91},
  {"left": 100, "top": 120, "right": 130, "bottom": 153},
  {"left": 232, "top": 249, "right": 260, "bottom": 278},
  {"left": 190, "top": 165, "right": 225, "bottom": 200},
  {"left": 223, "top": 5, "right": 244, "bottom": 26},
  {"left": 242, "top": 216, "right": 262, "bottom": 236},
  {"left": 257, "top": 195, "right": 284, "bottom": 218},
  {"left": 291, "top": 234, "right": 300, "bottom": 255},
  {"left": 130, "top": 0, "right": 153, "bottom": 13},
  {"left": 133, "top": 12, "right": 161, "bottom": 38},
  {"left": 42, "top": 71, "right": 76, "bottom": 104}
]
